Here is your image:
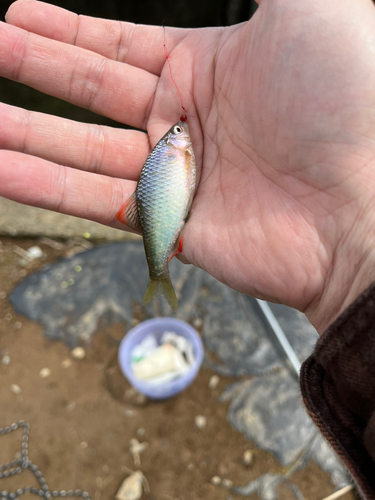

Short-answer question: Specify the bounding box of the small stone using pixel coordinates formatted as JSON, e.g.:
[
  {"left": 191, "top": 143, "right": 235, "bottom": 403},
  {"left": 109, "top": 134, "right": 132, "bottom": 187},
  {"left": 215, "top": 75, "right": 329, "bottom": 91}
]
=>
[
  {"left": 71, "top": 347, "right": 86, "bottom": 360},
  {"left": 80, "top": 442, "right": 88, "bottom": 449},
  {"left": 124, "top": 409, "right": 135, "bottom": 418},
  {"left": 136, "top": 394, "right": 147, "bottom": 405},
  {"left": 0, "top": 292, "right": 6, "bottom": 299},
  {"left": 4, "top": 313, "right": 12, "bottom": 322},
  {"left": 2, "top": 355, "right": 10, "bottom": 365},
  {"left": 222, "top": 479, "right": 233, "bottom": 489},
  {"left": 39, "top": 368, "right": 51, "bottom": 379},
  {"left": 136, "top": 428, "right": 145, "bottom": 437},
  {"left": 27, "top": 246, "right": 43, "bottom": 259},
  {"left": 194, "top": 415, "right": 207, "bottom": 429},
  {"left": 66, "top": 401, "right": 76, "bottom": 411},
  {"left": 10, "top": 384, "right": 21, "bottom": 395},
  {"left": 193, "top": 318, "right": 202, "bottom": 328},
  {"left": 124, "top": 388, "right": 147, "bottom": 405},
  {"left": 14, "top": 321, "right": 22, "bottom": 330},
  {"left": 242, "top": 449, "right": 254, "bottom": 466},
  {"left": 211, "top": 476, "right": 221, "bottom": 486},
  {"left": 208, "top": 375, "right": 220, "bottom": 389},
  {"left": 115, "top": 471, "right": 144, "bottom": 500},
  {"left": 61, "top": 359, "right": 72, "bottom": 369},
  {"left": 129, "top": 439, "right": 148, "bottom": 467},
  {"left": 129, "top": 439, "right": 148, "bottom": 456}
]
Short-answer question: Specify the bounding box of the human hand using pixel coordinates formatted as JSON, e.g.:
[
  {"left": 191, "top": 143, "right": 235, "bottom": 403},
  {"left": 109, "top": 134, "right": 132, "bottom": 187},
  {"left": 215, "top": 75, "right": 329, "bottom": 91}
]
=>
[{"left": 1, "top": 0, "right": 375, "bottom": 332}]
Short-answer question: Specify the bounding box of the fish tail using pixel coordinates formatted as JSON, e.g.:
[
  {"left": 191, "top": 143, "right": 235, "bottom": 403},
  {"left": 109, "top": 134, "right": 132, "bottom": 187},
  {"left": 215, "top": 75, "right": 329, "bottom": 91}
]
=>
[{"left": 143, "top": 275, "right": 178, "bottom": 311}]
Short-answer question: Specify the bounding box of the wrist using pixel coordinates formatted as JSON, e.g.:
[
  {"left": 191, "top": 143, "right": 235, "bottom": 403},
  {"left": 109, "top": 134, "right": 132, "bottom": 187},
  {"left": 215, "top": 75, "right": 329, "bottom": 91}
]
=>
[{"left": 306, "top": 208, "right": 375, "bottom": 334}]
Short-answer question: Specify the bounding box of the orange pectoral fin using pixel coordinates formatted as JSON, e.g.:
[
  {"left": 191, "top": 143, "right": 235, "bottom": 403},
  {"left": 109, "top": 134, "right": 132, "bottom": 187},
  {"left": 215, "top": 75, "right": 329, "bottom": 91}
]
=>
[
  {"left": 168, "top": 236, "right": 183, "bottom": 263},
  {"left": 116, "top": 192, "right": 142, "bottom": 234}
]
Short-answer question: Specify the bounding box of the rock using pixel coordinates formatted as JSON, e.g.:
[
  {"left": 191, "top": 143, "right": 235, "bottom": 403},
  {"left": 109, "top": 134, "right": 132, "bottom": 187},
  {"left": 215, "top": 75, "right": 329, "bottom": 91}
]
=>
[
  {"left": 193, "top": 318, "right": 202, "bottom": 328},
  {"left": 115, "top": 471, "right": 144, "bottom": 500},
  {"left": 61, "top": 359, "right": 72, "bottom": 368},
  {"left": 129, "top": 439, "right": 148, "bottom": 455},
  {"left": 39, "top": 368, "right": 51, "bottom": 378},
  {"left": 27, "top": 246, "right": 43, "bottom": 259},
  {"left": 71, "top": 347, "right": 86, "bottom": 360},
  {"left": 222, "top": 479, "right": 233, "bottom": 489},
  {"left": 211, "top": 476, "right": 221, "bottom": 486},
  {"left": 10, "top": 384, "right": 21, "bottom": 394},
  {"left": 124, "top": 388, "right": 147, "bottom": 406},
  {"left": 195, "top": 415, "right": 207, "bottom": 429},
  {"left": 243, "top": 449, "right": 254, "bottom": 466},
  {"left": 129, "top": 439, "right": 148, "bottom": 467},
  {"left": 2, "top": 355, "right": 10, "bottom": 365},
  {"left": 208, "top": 375, "right": 220, "bottom": 389},
  {"left": 124, "top": 409, "right": 136, "bottom": 418},
  {"left": 66, "top": 401, "right": 76, "bottom": 411}
]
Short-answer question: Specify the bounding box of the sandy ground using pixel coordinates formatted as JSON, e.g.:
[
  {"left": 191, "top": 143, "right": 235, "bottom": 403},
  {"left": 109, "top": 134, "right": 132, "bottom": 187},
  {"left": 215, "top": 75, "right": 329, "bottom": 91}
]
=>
[{"left": 0, "top": 237, "right": 357, "bottom": 500}]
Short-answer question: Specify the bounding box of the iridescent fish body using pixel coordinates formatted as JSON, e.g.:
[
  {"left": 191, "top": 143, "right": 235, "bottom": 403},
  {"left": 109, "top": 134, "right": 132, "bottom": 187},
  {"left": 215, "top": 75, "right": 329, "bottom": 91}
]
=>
[{"left": 117, "top": 121, "right": 196, "bottom": 311}]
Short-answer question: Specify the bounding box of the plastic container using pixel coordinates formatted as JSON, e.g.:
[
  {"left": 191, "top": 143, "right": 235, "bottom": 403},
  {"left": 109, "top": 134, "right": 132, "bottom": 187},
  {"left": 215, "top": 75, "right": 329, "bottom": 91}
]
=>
[{"left": 118, "top": 318, "right": 204, "bottom": 399}]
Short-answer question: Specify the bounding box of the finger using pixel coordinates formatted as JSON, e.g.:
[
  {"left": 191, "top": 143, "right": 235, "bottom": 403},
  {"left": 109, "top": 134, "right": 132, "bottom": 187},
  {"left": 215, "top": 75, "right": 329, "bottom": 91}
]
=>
[
  {"left": 0, "top": 102, "right": 150, "bottom": 180},
  {"left": 0, "top": 149, "right": 136, "bottom": 229},
  {"left": 0, "top": 21, "right": 158, "bottom": 130},
  {"left": 6, "top": 0, "right": 189, "bottom": 76}
]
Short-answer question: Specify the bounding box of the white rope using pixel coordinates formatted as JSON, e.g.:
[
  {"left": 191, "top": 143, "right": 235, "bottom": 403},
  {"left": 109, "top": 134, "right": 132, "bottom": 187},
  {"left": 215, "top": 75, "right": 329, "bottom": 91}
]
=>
[
  {"left": 320, "top": 485, "right": 354, "bottom": 500},
  {"left": 256, "top": 299, "right": 301, "bottom": 375}
]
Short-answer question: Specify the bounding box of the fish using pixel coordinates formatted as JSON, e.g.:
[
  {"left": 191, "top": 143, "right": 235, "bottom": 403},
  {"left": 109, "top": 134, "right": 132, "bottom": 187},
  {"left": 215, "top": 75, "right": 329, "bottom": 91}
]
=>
[{"left": 117, "top": 120, "right": 196, "bottom": 311}]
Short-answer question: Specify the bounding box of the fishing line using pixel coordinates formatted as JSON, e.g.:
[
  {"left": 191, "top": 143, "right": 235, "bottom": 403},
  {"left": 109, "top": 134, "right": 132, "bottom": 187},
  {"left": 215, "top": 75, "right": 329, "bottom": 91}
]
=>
[{"left": 163, "top": 26, "right": 187, "bottom": 122}]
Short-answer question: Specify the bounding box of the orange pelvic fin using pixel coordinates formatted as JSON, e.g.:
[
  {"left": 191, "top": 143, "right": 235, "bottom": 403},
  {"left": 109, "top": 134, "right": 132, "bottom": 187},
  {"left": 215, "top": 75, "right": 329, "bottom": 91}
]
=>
[
  {"left": 168, "top": 236, "right": 183, "bottom": 263},
  {"left": 116, "top": 192, "right": 142, "bottom": 234}
]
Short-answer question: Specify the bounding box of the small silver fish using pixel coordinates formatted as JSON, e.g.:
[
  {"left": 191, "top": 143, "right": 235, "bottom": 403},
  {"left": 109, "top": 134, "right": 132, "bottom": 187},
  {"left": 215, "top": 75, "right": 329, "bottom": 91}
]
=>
[{"left": 117, "top": 121, "right": 196, "bottom": 311}]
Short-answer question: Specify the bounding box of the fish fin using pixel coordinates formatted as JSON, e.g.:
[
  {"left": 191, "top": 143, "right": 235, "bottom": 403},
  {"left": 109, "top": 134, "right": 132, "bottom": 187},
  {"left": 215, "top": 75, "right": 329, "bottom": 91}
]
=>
[
  {"left": 116, "top": 192, "right": 142, "bottom": 234},
  {"left": 168, "top": 236, "right": 183, "bottom": 263},
  {"left": 143, "top": 275, "right": 178, "bottom": 311}
]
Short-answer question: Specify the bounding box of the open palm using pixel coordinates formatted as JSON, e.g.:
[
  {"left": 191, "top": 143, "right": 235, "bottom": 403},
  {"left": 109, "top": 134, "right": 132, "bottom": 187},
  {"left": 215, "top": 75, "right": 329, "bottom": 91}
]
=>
[{"left": 1, "top": 0, "right": 375, "bottom": 331}]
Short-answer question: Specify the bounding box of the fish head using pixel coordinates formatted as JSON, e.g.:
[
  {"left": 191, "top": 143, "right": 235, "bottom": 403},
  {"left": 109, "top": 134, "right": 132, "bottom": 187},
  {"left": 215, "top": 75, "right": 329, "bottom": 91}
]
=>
[{"left": 166, "top": 121, "right": 192, "bottom": 152}]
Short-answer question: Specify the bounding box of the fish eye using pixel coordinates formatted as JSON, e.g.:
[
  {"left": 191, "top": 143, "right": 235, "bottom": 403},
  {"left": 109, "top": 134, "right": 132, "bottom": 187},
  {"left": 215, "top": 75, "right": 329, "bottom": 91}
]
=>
[{"left": 173, "top": 125, "right": 182, "bottom": 134}]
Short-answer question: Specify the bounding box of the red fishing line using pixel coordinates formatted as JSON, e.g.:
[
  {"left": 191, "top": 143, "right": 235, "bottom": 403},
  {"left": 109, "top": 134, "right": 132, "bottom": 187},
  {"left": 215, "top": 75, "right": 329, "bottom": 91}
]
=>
[{"left": 163, "top": 27, "right": 187, "bottom": 120}]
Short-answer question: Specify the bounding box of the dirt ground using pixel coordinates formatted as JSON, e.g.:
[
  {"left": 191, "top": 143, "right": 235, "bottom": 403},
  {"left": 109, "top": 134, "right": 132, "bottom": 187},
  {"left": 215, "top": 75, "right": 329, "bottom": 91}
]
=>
[{"left": 0, "top": 237, "right": 356, "bottom": 500}]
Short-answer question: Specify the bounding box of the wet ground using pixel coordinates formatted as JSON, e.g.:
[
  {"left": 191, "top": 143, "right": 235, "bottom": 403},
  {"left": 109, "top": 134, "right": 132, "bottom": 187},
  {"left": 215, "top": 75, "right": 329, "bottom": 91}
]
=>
[{"left": 0, "top": 237, "right": 357, "bottom": 500}]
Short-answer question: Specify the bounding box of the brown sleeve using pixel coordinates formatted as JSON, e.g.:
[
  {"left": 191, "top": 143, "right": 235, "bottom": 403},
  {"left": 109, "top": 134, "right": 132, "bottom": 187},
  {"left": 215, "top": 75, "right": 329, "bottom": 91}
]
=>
[{"left": 300, "top": 282, "right": 375, "bottom": 498}]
